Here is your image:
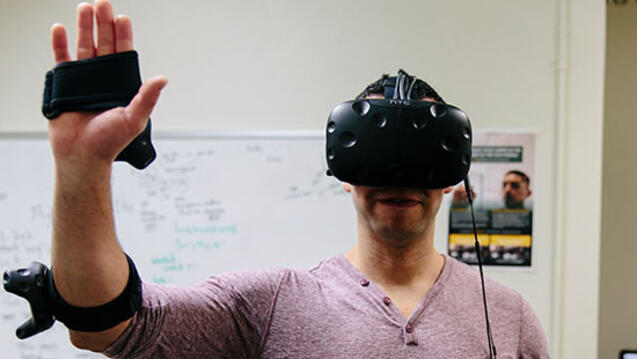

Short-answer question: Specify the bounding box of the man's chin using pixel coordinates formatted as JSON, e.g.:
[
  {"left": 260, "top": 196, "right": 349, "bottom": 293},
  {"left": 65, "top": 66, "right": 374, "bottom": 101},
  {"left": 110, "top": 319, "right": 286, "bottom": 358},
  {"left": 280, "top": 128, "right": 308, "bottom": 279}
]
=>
[{"left": 374, "top": 225, "right": 423, "bottom": 242}]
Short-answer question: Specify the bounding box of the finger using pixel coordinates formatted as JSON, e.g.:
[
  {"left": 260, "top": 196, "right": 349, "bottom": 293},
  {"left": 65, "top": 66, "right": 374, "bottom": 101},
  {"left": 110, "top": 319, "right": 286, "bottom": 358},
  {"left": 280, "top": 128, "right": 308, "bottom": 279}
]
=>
[
  {"left": 51, "top": 23, "right": 72, "bottom": 63},
  {"left": 114, "top": 15, "right": 133, "bottom": 52},
  {"left": 95, "top": 0, "right": 116, "bottom": 56},
  {"left": 124, "top": 77, "right": 168, "bottom": 132},
  {"left": 76, "top": 3, "right": 96, "bottom": 59}
]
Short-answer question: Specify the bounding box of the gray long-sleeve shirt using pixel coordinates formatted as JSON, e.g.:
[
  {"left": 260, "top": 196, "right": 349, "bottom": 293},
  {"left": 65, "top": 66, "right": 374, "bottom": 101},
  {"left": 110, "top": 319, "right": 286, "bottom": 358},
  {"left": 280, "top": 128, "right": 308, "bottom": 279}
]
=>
[{"left": 103, "top": 254, "right": 549, "bottom": 358}]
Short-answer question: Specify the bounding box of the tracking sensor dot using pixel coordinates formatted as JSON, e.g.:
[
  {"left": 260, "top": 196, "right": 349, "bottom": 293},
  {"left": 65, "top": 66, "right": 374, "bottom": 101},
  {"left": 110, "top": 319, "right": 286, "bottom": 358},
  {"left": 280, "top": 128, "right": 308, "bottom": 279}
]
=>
[
  {"left": 430, "top": 103, "right": 448, "bottom": 118},
  {"left": 373, "top": 113, "right": 387, "bottom": 128},
  {"left": 462, "top": 153, "right": 471, "bottom": 165},
  {"left": 413, "top": 118, "right": 428, "bottom": 129},
  {"left": 339, "top": 132, "right": 357, "bottom": 148},
  {"left": 441, "top": 136, "right": 460, "bottom": 152},
  {"left": 327, "top": 121, "right": 337, "bottom": 133},
  {"left": 352, "top": 101, "right": 371, "bottom": 116}
]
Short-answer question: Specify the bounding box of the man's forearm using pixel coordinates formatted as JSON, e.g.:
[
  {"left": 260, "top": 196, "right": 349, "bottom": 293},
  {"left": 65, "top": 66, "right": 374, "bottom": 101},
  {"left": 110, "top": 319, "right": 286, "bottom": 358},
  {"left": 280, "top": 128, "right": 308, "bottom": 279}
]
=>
[{"left": 50, "top": 163, "right": 129, "bottom": 307}]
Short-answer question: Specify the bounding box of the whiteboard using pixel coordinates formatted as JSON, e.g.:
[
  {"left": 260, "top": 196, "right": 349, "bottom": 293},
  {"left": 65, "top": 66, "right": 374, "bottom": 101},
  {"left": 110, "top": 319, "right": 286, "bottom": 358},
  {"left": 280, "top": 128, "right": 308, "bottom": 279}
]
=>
[{"left": 0, "top": 132, "right": 356, "bottom": 359}]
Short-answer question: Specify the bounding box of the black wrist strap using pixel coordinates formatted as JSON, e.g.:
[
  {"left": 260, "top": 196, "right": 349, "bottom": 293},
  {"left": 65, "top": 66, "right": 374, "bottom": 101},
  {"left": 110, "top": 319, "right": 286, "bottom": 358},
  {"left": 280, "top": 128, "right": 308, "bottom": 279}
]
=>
[
  {"left": 42, "top": 51, "right": 142, "bottom": 119},
  {"left": 49, "top": 254, "right": 143, "bottom": 332},
  {"left": 42, "top": 51, "right": 156, "bottom": 169}
]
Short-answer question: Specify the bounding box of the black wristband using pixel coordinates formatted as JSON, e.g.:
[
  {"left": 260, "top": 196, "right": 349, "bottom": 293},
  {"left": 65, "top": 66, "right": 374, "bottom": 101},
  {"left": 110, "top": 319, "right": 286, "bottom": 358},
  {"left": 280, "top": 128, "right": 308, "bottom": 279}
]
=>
[
  {"left": 49, "top": 254, "right": 142, "bottom": 332},
  {"left": 42, "top": 51, "right": 142, "bottom": 119}
]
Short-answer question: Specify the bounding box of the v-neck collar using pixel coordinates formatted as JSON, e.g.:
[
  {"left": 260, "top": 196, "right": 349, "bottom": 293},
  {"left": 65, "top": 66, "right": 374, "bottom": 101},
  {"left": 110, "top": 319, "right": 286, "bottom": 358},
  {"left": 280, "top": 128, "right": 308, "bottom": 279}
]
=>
[{"left": 335, "top": 252, "right": 453, "bottom": 326}]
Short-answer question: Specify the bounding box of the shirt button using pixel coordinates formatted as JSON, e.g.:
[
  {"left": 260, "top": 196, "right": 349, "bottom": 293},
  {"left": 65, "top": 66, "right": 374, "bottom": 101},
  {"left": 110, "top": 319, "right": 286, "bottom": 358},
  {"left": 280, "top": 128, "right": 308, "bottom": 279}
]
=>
[
  {"left": 360, "top": 279, "right": 370, "bottom": 287},
  {"left": 382, "top": 296, "right": 391, "bottom": 305},
  {"left": 405, "top": 323, "right": 414, "bottom": 333}
]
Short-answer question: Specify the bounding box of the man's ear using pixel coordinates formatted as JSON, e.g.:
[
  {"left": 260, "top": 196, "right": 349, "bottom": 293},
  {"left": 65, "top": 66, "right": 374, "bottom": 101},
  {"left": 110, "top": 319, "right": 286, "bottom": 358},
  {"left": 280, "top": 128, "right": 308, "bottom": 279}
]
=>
[
  {"left": 526, "top": 189, "right": 532, "bottom": 198},
  {"left": 342, "top": 182, "right": 353, "bottom": 193},
  {"left": 443, "top": 186, "right": 454, "bottom": 194}
]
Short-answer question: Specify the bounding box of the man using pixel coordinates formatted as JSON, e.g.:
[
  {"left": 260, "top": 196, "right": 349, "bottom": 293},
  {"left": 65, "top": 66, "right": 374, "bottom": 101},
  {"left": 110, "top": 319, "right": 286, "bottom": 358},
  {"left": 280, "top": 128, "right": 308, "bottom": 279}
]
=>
[
  {"left": 502, "top": 170, "right": 533, "bottom": 209},
  {"left": 47, "top": 1, "right": 548, "bottom": 357}
]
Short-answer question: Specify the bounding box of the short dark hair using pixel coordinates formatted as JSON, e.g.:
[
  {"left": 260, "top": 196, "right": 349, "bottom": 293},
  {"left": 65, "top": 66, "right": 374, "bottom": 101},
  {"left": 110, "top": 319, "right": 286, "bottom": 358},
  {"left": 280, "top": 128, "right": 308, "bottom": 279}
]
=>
[
  {"left": 505, "top": 170, "right": 530, "bottom": 185},
  {"left": 356, "top": 71, "right": 446, "bottom": 103}
]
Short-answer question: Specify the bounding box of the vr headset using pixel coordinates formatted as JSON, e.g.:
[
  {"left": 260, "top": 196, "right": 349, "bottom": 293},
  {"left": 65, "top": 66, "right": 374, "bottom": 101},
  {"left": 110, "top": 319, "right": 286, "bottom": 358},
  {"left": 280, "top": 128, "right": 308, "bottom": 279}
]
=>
[{"left": 325, "top": 70, "right": 472, "bottom": 189}]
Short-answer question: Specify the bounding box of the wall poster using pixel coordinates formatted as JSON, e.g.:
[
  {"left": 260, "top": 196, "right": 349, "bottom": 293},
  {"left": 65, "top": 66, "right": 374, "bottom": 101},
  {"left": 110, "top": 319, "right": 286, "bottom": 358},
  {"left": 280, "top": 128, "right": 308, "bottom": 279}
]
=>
[{"left": 448, "top": 132, "right": 535, "bottom": 267}]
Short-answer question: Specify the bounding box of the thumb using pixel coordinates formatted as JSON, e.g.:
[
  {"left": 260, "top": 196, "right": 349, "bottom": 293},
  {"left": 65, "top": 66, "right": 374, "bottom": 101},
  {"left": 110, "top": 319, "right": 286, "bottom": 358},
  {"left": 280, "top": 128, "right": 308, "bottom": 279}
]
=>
[{"left": 124, "top": 76, "right": 168, "bottom": 133}]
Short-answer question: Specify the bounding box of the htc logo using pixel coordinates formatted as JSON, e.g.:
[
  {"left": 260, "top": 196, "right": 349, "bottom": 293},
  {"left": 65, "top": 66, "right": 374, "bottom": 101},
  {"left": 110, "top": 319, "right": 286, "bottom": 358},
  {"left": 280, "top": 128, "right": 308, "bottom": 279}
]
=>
[{"left": 389, "top": 99, "right": 411, "bottom": 106}]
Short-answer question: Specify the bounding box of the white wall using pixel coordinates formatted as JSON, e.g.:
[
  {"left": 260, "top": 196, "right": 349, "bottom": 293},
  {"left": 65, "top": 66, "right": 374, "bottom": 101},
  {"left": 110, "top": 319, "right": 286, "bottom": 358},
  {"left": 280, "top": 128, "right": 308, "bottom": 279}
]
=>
[
  {"left": 557, "top": 0, "right": 606, "bottom": 357},
  {"left": 0, "top": 0, "right": 560, "bottom": 133},
  {"left": 0, "top": 1, "right": 607, "bottom": 357}
]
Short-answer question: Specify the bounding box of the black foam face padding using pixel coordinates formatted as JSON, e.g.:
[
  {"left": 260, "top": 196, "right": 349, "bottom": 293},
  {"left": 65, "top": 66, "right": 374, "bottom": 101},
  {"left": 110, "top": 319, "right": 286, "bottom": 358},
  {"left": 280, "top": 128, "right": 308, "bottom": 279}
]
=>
[
  {"left": 42, "top": 51, "right": 155, "bottom": 170},
  {"left": 326, "top": 99, "right": 472, "bottom": 189}
]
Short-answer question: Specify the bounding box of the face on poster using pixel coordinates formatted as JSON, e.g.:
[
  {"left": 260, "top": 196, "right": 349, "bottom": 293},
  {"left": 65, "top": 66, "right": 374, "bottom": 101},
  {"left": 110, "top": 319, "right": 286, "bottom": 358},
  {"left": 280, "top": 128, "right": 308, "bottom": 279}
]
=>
[{"left": 448, "top": 132, "right": 535, "bottom": 267}]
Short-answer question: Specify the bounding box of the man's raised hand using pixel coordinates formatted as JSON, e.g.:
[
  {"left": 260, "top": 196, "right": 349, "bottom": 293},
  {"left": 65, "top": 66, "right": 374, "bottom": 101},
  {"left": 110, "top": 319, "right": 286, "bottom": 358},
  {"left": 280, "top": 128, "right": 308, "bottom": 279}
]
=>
[{"left": 48, "top": 0, "right": 166, "bottom": 169}]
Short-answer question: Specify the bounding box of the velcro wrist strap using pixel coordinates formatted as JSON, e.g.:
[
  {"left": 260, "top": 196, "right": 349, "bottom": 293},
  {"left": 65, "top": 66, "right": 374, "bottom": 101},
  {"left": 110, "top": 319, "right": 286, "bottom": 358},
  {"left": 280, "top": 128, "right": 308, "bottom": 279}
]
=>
[
  {"left": 42, "top": 51, "right": 141, "bottom": 119},
  {"left": 49, "top": 254, "right": 143, "bottom": 332},
  {"left": 41, "top": 51, "right": 156, "bottom": 169}
]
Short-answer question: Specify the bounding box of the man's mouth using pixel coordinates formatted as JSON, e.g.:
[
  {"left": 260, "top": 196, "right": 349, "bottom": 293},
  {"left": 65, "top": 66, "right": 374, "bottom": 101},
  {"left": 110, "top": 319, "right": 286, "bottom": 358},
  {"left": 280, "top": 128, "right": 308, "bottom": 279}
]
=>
[{"left": 377, "top": 197, "right": 421, "bottom": 207}]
